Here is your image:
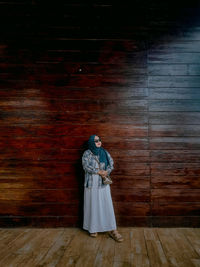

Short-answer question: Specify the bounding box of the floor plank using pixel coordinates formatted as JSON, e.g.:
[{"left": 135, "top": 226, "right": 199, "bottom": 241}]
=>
[
  {"left": 57, "top": 229, "right": 102, "bottom": 267},
  {"left": 0, "top": 227, "right": 199, "bottom": 267},
  {"left": 143, "top": 228, "right": 168, "bottom": 267},
  {"left": 182, "top": 228, "right": 200, "bottom": 256},
  {"left": 157, "top": 228, "right": 198, "bottom": 267},
  {"left": 37, "top": 228, "right": 78, "bottom": 267},
  {"left": 94, "top": 233, "right": 115, "bottom": 267}
]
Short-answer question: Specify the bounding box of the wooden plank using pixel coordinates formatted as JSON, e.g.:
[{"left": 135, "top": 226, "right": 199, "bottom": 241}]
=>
[
  {"left": 152, "top": 216, "right": 200, "bottom": 227},
  {"left": 193, "top": 229, "right": 200, "bottom": 239},
  {"left": 148, "top": 53, "right": 200, "bottom": 64},
  {"left": 145, "top": 240, "right": 169, "bottom": 267},
  {"left": 113, "top": 176, "right": 150, "bottom": 189},
  {"left": 128, "top": 229, "right": 151, "bottom": 267},
  {"left": 113, "top": 230, "right": 132, "bottom": 265},
  {"left": 0, "top": 111, "right": 148, "bottom": 125},
  {"left": 0, "top": 148, "right": 83, "bottom": 161},
  {"left": 148, "top": 64, "right": 187, "bottom": 75},
  {"left": 110, "top": 150, "right": 150, "bottom": 162},
  {"left": 0, "top": 136, "right": 148, "bottom": 150},
  {"left": 152, "top": 202, "right": 200, "bottom": 216},
  {"left": 157, "top": 228, "right": 199, "bottom": 267},
  {"left": 0, "top": 70, "right": 148, "bottom": 81},
  {"left": 189, "top": 64, "right": 200, "bottom": 75},
  {"left": 149, "top": 100, "right": 200, "bottom": 111},
  {"left": 0, "top": 175, "right": 150, "bottom": 189},
  {"left": 113, "top": 202, "right": 150, "bottom": 216},
  {"left": 151, "top": 150, "right": 200, "bottom": 163},
  {"left": 0, "top": 228, "right": 198, "bottom": 266},
  {"left": 0, "top": 63, "right": 147, "bottom": 76},
  {"left": 0, "top": 166, "right": 149, "bottom": 183},
  {"left": 36, "top": 228, "right": 78, "bottom": 267},
  {"left": 94, "top": 233, "right": 115, "bottom": 267},
  {"left": 130, "top": 228, "right": 148, "bottom": 255},
  {"left": 0, "top": 50, "right": 148, "bottom": 64},
  {"left": 112, "top": 188, "right": 150, "bottom": 202},
  {"left": 35, "top": 50, "right": 147, "bottom": 65},
  {"left": 147, "top": 6, "right": 199, "bottom": 21},
  {"left": 131, "top": 254, "right": 150, "bottom": 267},
  {"left": 0, "top": 229, "right": 26, "bottom": 248},
  {"left": 0, "top": 202, "right": 79, "bottom": 216},
  {"left": 0, "top": 99, "right": 148, "bottom": 112},
  {"left": 151, "top": 175, "right": 200, "bottom": 189},
  {"left": 150, "top": 137, "right": 200, "bottom": 149},
  {"left": 147, "top": 28, "right": 200, "bottom": 42},
  {"left": 0, "top": 161, "right": 149, "bottom": 177},
  {"left": 149, "top": 88, "right": 200, "bottom": 100},
  {"left": 0, "top": 229, "right": 33, "bottom": 264},
  {"left": 14, "top": 229, "right": 65, "bottom": 266},
  {"left": 0, "top": 74, "right": 148, "bottom": 87},
  {"left": 0, "top": 124, "right": 148, "bottom": 138},
  {"left": 0, "top": 216, "right": 79, "bottom": 227},
  {"left": 181, "top": 228, "right": 200, "bottom": 256},
  {"left": 144, "top": 228, "right": 159, "bottom": 241},
  {"left": 57, "top": 229, "right": 102, "bottom": 267},
  {"left": 0, "top": 162, "right": 79, "bottom": 177},
  {"left": 151, "top": 162, "right": 200, "bottom": 176},
  {"left": 0, "top": 70, "right": 147, "bottom": 83},
  {"left": 0, "top": 87, "right": 148, "bottom": 99},
  {"left": 156, "top": 229, "right": 184, "bottom": 266},
  {"left": 116, "top": 216, "right": 151, "bottom": 227},
  {"left": 15, "top": 229, "right": 63, "bottom": 253},
  {"left": 0, "top": 253, "right": 31, "bottom": 267},
  {"left": 191, "top": 259, "right": 200, "bottom": 267},
  {"left": 148, "top": 41, "right": 200, "bottom": 53},
  {"left": 149, "top": 112, "right": 200, "bottom": 125},
  {"left": 0, "top": 176, "right": 80, "bottom": 189},
  {"left": 150, "top": 124, "right": 200, "bottom": 136},
  {"left": 2, "top": 29, "right": 149, "bottom": 41},
  {"left": 0, "top": 188, "right": 80, "bottom": 202},
  {"left": 0, "top": 39, "right": 146, "bottom": 53},
  {"left": 113, "top": 163, "right": 150, "bottom": 176},
  {"left": 0, "top": 136, "right": 87, "bottom": 149},
  {"left": 144, "top": 228, "right": 169, "bottom": 267},
  {"left": 151, "top": 189, "right": 200, "bottom": 202}
]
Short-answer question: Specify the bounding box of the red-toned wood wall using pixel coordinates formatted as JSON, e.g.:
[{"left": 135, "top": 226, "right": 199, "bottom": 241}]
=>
[{"left": 0, "top": 1, "right": 200, "bottom": 227}]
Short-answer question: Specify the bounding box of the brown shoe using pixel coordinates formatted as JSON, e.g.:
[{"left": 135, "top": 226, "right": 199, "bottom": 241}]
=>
[
  {"left": 108, "top": 230, "right": 123, "bottom": 242},
  {"left": 90, "top": 232, "right": 98, "bottom": 238}
]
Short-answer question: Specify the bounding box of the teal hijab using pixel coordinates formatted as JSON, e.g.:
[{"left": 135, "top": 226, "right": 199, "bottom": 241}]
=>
[{"left": 88, "top": 135, "right": 110, "bottom": 169}]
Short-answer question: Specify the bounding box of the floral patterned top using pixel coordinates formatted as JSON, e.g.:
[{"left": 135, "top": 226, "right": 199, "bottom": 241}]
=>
[{"left": 82, "top": 149, "right": 114, "bottom": 188}]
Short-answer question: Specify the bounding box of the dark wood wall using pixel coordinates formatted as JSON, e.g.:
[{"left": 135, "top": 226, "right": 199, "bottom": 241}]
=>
[{"left": 0, "top": 1, "right": 200, "bottom": 227}]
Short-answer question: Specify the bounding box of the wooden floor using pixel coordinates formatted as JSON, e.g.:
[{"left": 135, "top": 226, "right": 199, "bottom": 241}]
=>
[{"left": 0, "top": 228, "right": 199, "bottom": 267}]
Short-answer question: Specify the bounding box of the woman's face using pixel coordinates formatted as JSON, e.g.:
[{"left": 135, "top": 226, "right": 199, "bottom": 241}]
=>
[{"left": 94, "top": 135, "right": 102, "bottom": 148}]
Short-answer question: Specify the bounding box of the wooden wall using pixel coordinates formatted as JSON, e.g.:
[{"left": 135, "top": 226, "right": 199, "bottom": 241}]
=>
[{"left": 0, "top": 1, "right": 200, "bottom": 227}]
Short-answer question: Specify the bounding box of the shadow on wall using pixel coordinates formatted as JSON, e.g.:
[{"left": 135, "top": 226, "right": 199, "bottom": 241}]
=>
[{"left": 75, "top": 141, "right": 88, "bottom": 228}]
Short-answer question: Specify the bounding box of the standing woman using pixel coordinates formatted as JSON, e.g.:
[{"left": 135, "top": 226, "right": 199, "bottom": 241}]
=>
[{"left": 82, "top": 134, "right": 123, "bottom": 242}]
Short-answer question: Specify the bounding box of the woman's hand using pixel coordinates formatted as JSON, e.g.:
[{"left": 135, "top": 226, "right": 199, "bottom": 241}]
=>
[
  {"left": 98, "top": 170, "right": 105, "bottom": 176},
  {"left": 98, "top": 170, "right": 108, "bottom": 177}
]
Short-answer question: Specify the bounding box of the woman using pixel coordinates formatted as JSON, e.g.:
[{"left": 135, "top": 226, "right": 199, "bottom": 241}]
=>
[{"left": 82, "top": 134, "right": 123, "bottom": 242}]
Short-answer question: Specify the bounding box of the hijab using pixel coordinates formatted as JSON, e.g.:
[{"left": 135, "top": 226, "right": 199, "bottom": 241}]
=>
[{"left": 88, "top": 135, "right": 110, "bottom": 169}]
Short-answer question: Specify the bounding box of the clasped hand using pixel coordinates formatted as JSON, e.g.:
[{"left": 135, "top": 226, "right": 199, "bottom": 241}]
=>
[{"left": 98, "top": 170, "right": 108, "bottom": 178}]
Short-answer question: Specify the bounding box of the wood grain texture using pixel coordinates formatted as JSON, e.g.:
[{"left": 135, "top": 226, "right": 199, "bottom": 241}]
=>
[
  {"left": 1, "top": 227, "right": 198, "bottom": 267},
  {"left": 0, "top": 227, "right": 194, "bottom": 266},
  {"left": 0, "top": 1, "right": 200, "bottom": 227}
]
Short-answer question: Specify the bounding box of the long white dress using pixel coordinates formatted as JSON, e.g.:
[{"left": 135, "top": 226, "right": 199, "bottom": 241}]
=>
[
  {"left": 83, "top": 176, "right": 117, "bottom": 233},
  {"left": 82, "top": 150, "right": 117, "bottom": 233}
]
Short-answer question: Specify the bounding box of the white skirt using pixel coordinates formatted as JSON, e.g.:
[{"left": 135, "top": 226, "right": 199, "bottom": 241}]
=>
[{"left": 83, "top": 174, "right": 117, "bottom": 233}]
